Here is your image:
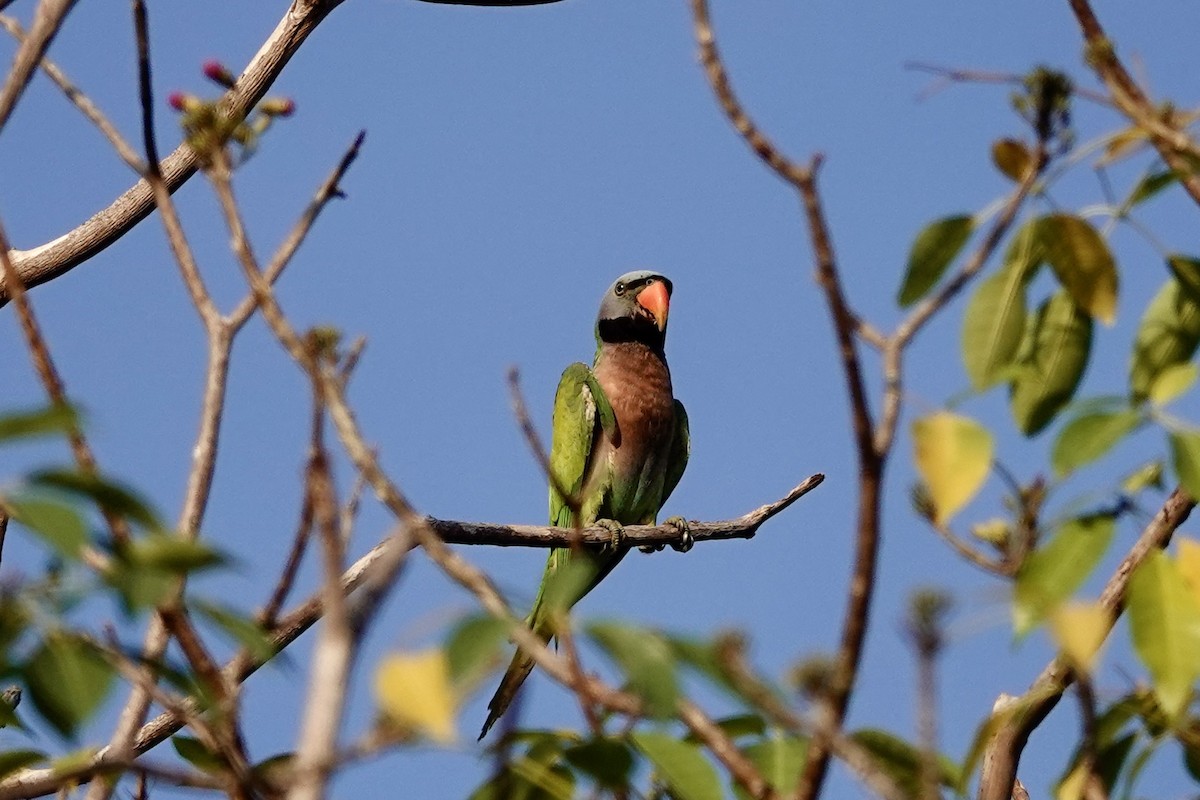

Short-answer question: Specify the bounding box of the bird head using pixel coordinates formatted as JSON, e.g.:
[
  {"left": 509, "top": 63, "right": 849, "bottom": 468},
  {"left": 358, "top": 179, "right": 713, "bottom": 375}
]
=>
[{"left": 596, "top": 271, "right": 673, "bottom": 347}]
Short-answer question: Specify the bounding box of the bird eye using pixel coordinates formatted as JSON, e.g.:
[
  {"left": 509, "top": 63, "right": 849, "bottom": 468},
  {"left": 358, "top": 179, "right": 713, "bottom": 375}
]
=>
[{"left": 614, "top": 282, "right": 626, "bottom": 296}]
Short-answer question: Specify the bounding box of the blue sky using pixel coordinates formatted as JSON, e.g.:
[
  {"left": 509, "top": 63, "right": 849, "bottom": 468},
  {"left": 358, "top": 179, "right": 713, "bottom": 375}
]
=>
[{"left": 2, "top": 0, "right": 1199, "bottom": 797}]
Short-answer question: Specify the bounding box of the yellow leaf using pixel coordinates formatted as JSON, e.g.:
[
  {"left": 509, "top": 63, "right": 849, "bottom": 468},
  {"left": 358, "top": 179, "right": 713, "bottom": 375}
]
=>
[
  {"left": 1177, "top": 537, "right": 1200, "bottom": 609},
  {"left": 912, "top": 412, "right": 993, "bottom": 524},
  {"left": 374, "top": 650, "right": 456, "bottom": 744},
  {"left": 1150, "top": 362, "right": 1199, "bottom": 406},
  {"left": 1056, "top": 761, "right": 1087, "bottom": 800},
  {"left": 1049, "top": 602, "right": 1109, "bottom": 673}
]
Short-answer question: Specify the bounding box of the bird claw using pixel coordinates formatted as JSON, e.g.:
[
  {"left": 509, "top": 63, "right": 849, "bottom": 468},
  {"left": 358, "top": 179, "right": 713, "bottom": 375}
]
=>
[
  {"left": 666, "top": 516, "right": 694, "bottom": 553},
  {"left": 595, "top": 519, "right": 625, "bottom": 552},
  {"left": 640, "top": 516, "right": 693, "bottom": 553}
]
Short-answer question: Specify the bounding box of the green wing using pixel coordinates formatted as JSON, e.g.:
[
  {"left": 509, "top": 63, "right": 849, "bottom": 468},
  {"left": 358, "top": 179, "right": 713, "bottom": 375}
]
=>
[
  {"left": 548, "top": 362, "right": 616, "bottom": 528},
  {"left": 659, "top": 399, "right": 690, "bottom": 512}
]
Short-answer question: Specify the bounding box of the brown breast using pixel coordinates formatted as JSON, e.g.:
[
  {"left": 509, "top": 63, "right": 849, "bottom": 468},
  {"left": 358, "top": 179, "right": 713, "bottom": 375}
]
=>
[{"left": 591, "top": 342, "right": 676, "bottom": 516}]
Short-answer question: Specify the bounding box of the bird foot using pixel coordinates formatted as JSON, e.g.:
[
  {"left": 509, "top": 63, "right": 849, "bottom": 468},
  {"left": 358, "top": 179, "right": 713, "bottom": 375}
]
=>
[
  {"left": 640, "top": 516, "right": 693, "bottom": 553},
  {"left": 595, "top": 518, "right": 625, "bottom": 552}
]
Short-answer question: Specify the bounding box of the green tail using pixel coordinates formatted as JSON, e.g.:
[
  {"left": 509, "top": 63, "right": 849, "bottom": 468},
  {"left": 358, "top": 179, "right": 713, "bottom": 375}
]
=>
[{"left": 478, "top": 643, "right": 539, "bottom": 740}]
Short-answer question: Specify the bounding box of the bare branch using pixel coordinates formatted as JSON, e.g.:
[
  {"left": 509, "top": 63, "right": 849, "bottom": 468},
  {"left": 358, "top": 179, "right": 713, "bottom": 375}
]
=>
[
  {"left": 905, "top": 61, "right": 1112, "bottom": 106},
  {"left": 1064, "top": 0, "right": 1200, "bottom": 208},
  {"left": 0, "top": 0, "right": 346, "bottom": 305},
  {"left": 976, "top": 488, "right": 1194, "bottom": 800},
  {"left": 0, "top": 219, "right": 131, "bottom": 546},
  {"left": 228, "top": 130, "right": 366, "bottom": 330},
  {"left": 876, "top": 154, "right": 1045, "bottom": 457},
  {"left": 0, "top": 0, "right": 77, "bottom": 134},
  {"left": 288, "top": 378, "right": 352, "bottom": 800},
  {"left": 0, "top": 13, "right": 142, "bottom": 170}
]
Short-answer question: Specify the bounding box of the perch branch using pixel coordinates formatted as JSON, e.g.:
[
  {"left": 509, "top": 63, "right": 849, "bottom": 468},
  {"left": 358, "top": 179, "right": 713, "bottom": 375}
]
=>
[{"left": 425, "top": 473, "right": 823, "bottom": 548}]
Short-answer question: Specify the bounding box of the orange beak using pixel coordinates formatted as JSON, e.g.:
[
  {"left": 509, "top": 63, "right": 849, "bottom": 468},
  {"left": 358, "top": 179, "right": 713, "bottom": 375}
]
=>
[{"left": 637, "top": 280, "right": 670, "bottom": 332}]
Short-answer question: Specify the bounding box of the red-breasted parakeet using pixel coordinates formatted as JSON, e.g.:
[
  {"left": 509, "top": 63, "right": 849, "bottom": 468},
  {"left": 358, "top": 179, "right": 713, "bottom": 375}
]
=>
[{"left": 479, "top": 270, "right": 690, "bottom": 738}]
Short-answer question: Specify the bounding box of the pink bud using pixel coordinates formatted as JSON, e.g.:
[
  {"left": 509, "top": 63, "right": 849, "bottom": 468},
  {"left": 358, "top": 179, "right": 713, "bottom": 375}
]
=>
[
  {"left": 202, "top": 59, "right": 236, "bottom": 88},
  {"left": 167, "top": 91, "right": 188, "bottom": 111}
]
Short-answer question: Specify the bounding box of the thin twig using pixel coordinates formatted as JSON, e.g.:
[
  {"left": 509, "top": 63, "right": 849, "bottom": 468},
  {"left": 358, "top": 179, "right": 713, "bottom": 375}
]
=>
[
  {"left": 0, "top": 13, "right": 143, "bottom": 170},
  {"left": 930, "top": 521, "right": 1010, "bottom": 576},
  {"left": 287, "top": 400, "right": 353, "bottom": 800},
  {"left": 715, "top": 639, "right": 908, "bottom": 800},
  {"left": 0, "top": 0, "right": 78, "bottom": 135},
  {"left": 0, "top": 219, "right": 131, "bottom": 546},
  {"left": 1064, "top": 0, "right": 1200, "bottom": 208},
  {"left": 877, "top": 152, "right": 1046, "bottom": 457},
  {"left": 0, "top": 0, "right": 346, "bottom": 305},
  {"left": 260, "top": 486, "right": 315, "bottom": 629},
  {"left": 507, "top": 366, "right": 581, "bottom": 519},
  {"left": 227, "top": 130, "right": 366, "bottom": 330},
  {"left": 905, "top": 61, "right": 1112, "bottom": 106},
  {"left": 687, "top": 7, "right": 882, "bottom": 793},
  {"left": 97, "top": 629, "right": 255, "bottom": 799}
]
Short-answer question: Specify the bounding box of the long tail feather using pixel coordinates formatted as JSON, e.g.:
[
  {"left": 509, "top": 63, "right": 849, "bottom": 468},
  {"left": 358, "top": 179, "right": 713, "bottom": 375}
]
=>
[{"left": 478, "top": 646, "right": 537, "bottom": 740}]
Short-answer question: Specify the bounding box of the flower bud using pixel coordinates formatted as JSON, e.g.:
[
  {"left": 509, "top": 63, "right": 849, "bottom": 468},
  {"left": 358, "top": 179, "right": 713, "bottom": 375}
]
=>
[
  {"left": 202, "top": 59, "right": 236, "bottom": 89},
  {"left": 259, "top": 97, "right": 296, "bottom": 118}
]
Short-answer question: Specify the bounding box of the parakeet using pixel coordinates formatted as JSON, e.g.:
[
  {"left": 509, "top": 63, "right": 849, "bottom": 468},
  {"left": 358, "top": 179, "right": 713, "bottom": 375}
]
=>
[{"left": 479, "top": 270, "right": 690, "bottom": 739}]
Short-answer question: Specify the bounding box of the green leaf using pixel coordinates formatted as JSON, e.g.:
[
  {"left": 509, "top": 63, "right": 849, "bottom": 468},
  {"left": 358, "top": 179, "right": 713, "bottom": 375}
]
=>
[
  {"left": 172, "top": 736, "right": 222, "bottom": 773},
  {"left": 509, "top": 740, "right": 575, "bottom": 800},
  {"left": 4, "top": 497, "right": 87, "bottom": 559},
  {"left": 29, "top": 470, "right": 159, "bottom": 529},
  {"left": 962, "top": 263, "right": 1029, "bottom": 390},
  {"left": 631, "top": 731, "right": 722, "bottom": 800},
  {"left": 1013, "top": 513, "right": 1116, "bottom": 636},
  {"left": 1127, "top": 550, "right": 1200, "bottom": 718},
  {"left": 733, "top": 732, "right": 807, "bottom": 800},
  {"left": 1130, "top": 279, "right": 1200, "bottom": 402},
  {"left": 1122, "top": 461, "right": 1164, "bottom": 494},
  {"left": 851, "top": 728, "right": 962, "bottom": 796},
  {"left": 1051, "top": 409, "right": 1143, "bottom": 477},
  {"left": 667, "top": 636, "right": 737, "bottom": 695},
  {"left": 0, "top": 405, "right": 78, "bottom": 443},
  {"left": 0, "top": 750, "right": 45, "bottom": 780},
  {"left": 587, "top": 622, "right": 678, "bottom": 719},
  {"left": 23, "top": 633, "right": 115, "bottom": 738},
  {"left": 125, "top": 533, "right": 225, "bottom": 573},
  {"left": 911, "top": 412, "right": 993, "bottom": 524},
  {"left": 192, "top": 601, "right": 276, "bottom": 663},
  {"left": 562, "top": 738, "right": 634, "bottom": 789},
  {"left": 1009, "top": 290, "right": 1093, "bottom": 435},
  {"left": 1035, "top": 214, "right": 1119, "bottom": 325},
  {"left": 445, "top": 614, "right": 508, "bottom": 691},
  {"left": 695, "top": 714, "right": 768, "bottom": 742},
  {"left": 1170, "top": 431, "right": 1200, "bottom": 500},
  {"left": 1057, "top": 733, "right": 1136, "bottom": 800},
  {"left": 898, "top": 215, "right": 975, "bottom": 307},
  {"left": 1129, "top": 170, "right": 1181, "bottom": 207},
  {"left": 1168, "top": 255, "right": 1200, "bottom": 303},
  {"left": 105, "top": 560, "right": 175, "bottom": 612}
]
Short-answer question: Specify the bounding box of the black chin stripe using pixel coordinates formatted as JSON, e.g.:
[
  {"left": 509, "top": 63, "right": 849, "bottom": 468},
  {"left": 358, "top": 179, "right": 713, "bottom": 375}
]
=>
[{"left": 597, "top": 316, "right": 664, "bottom": 348}]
